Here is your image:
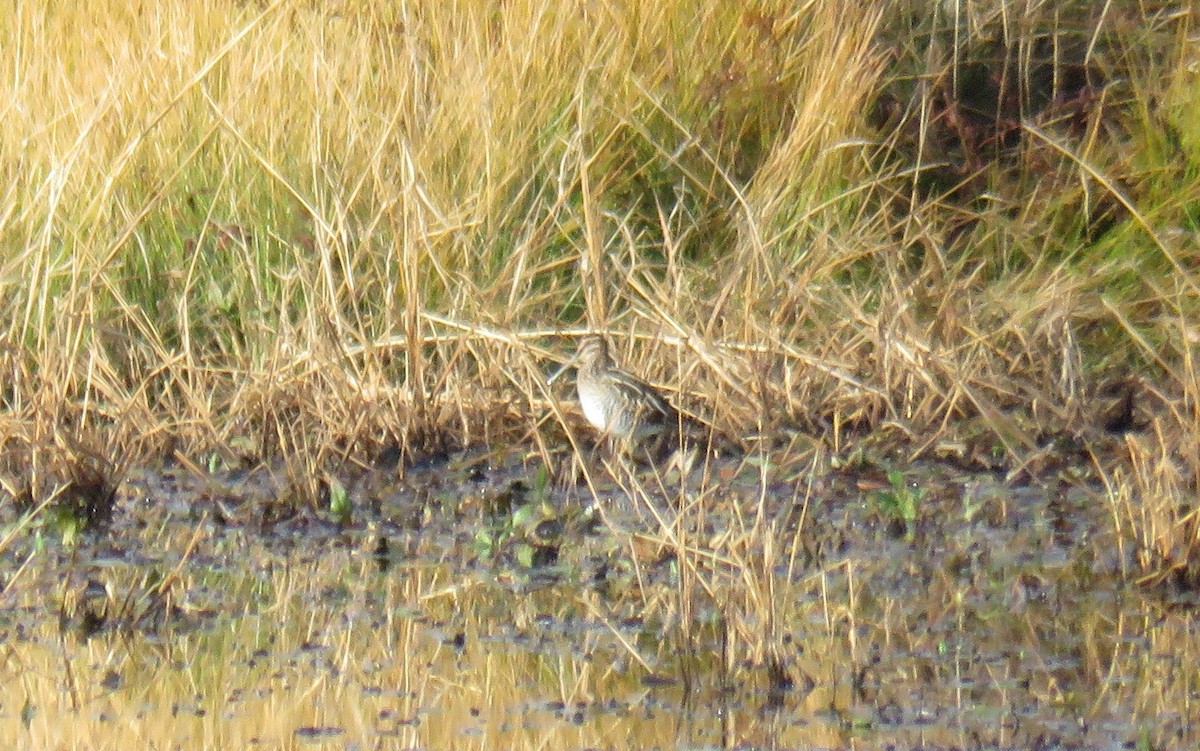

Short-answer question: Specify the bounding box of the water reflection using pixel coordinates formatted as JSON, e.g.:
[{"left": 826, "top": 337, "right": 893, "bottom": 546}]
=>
[{"left": 0, "top": 459, "right": 1196, "bottom": 750}]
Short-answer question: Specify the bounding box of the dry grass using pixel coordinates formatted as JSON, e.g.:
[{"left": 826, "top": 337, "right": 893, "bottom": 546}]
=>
[
  {"left": 1100, "top": 324, "right": 1200, "bottom": 587},
  {"left": 1, "top": 0, "right": 1199, "bottom": 581}
]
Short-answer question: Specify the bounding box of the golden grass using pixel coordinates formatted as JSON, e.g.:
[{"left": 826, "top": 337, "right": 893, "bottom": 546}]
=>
[
  {"left": 1101, "top": 334, "right": 1200, "bottom": 587},
  {"left": 1, "top": 1, "right": 1199, "bottom": 580},
  {"left": 5, "top": 6, "right": 1200, "bottom": 750},
  {"left": 0, "top": 1, "right": 878, "bottom": 479}
]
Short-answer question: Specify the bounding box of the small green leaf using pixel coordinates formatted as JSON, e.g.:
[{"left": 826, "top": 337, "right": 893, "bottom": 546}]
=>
[
  {"left": 533, "top": 464, "right": 549, "bottom": 496},
  {"left": 473, "top": 529, "right": 495, "bottom": 557},
  {"left": 511, "top": 503, "right": 538, "bottom": 529},
  {"left": 329, "top": 478, "right": 350, "bottom": 524},
  {"left": 515, "top": 543, "right": 535, "bottom": 568}
]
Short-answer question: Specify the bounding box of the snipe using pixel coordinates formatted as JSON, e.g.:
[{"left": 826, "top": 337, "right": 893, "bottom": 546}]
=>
[{"left": 575, "top": 335, "right": 680, "bottom": 460}]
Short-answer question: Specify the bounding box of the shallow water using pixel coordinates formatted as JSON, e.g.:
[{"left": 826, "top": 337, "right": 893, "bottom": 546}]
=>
[{"left": 1, "top": 451, "right": 1197, "bottom": 750}]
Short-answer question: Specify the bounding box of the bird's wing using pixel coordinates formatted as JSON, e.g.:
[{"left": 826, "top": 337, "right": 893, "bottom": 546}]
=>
[{"left": 608, "top": 370, "right": 676, "bottom": 421}]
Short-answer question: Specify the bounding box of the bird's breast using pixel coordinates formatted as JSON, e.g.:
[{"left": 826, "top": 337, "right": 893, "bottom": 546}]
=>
[{"left": 577, "top": 379, "right": 610, "bottom": 430}]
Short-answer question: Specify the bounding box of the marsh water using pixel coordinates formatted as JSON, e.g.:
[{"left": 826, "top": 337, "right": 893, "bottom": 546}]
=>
[{"left": 1, "top": 449, "right": 1197, "bottom": 750}]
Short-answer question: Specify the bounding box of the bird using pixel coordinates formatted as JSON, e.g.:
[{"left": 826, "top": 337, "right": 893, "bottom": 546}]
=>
[{"left": 574, "top": 334, "right": 681, "bottom": 462}]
